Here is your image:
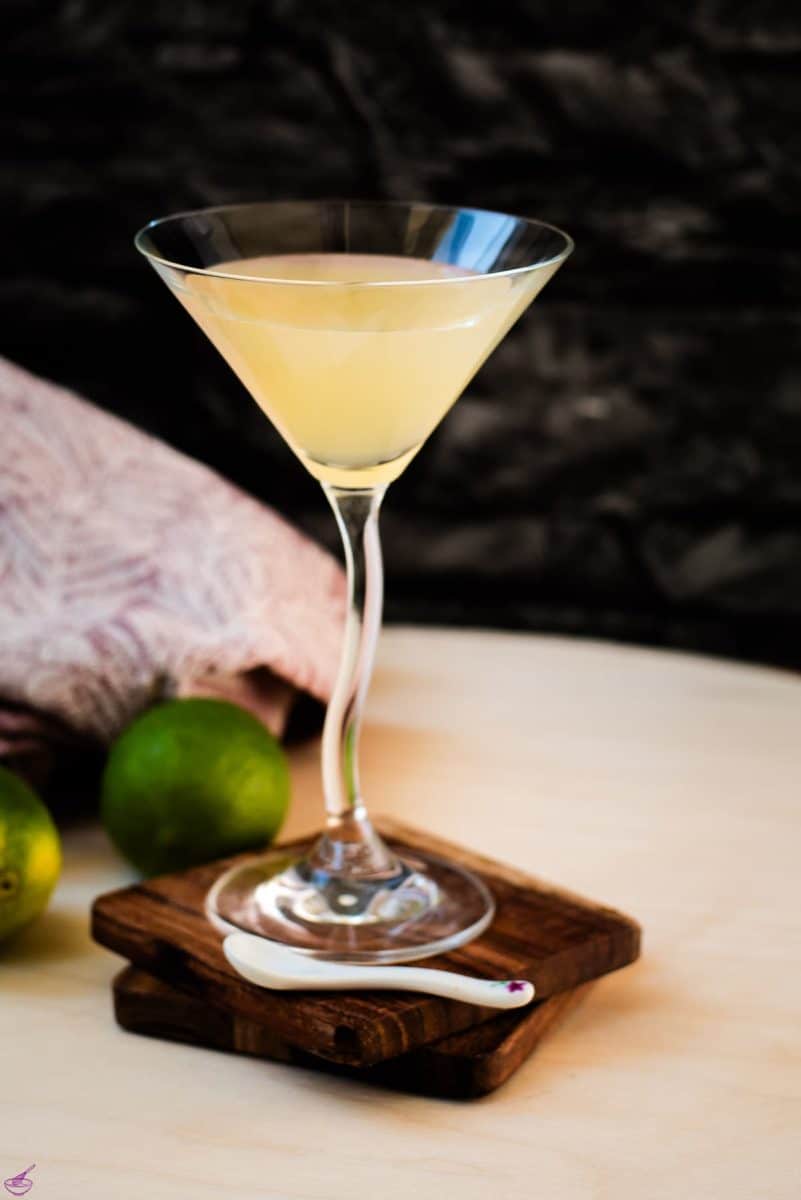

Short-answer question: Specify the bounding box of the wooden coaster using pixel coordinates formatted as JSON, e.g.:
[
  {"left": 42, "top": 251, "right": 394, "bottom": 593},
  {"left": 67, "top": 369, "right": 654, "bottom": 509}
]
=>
[
  {"left": 91, "top": 818, "right": 640, "bottom": 1069},
  {"left": 114, "top": 966, "right": 595, "bottom": 1099}
]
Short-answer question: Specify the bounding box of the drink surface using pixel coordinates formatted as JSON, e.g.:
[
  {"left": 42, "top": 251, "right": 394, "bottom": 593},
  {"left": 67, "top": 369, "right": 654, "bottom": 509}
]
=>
[{"left": 174, "top": 252, "right": 554, "bottom": 487}]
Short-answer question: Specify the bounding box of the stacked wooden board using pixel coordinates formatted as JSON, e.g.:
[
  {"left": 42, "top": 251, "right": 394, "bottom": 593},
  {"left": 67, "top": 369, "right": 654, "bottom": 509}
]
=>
[{"left": 92, "top": 820, "right": 640, "bottom": 1098}]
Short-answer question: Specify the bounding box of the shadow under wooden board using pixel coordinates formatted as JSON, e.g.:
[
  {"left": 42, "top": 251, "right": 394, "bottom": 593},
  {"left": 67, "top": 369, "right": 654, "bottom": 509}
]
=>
[
  {"left": 114, "top": 966, "right": 595, "bottom": 1099},
  {"left": 92, "top": 818, "right": 640, "bottom": 1069}
]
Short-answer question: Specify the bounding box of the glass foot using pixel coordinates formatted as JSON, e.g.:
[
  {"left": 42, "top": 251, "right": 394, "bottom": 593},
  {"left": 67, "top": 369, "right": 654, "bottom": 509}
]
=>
[{"left": 205, "top": 840, "right": 495, "bottom": 963}]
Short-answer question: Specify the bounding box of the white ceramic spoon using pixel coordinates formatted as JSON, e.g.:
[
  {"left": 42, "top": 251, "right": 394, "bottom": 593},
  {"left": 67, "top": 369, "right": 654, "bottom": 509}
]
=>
[{"left": 223, "top": 933, "right": 535, "bottom": 1009}]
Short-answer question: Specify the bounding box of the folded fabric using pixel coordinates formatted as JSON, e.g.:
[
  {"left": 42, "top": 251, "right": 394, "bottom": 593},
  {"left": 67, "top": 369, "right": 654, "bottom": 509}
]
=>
[{"left": 0, "top": 357, "right": 346, "bottom": 776}]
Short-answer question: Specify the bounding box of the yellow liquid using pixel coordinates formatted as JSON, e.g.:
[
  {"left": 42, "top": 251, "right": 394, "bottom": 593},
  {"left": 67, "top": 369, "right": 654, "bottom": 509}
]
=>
[{"left": 172, "top": 253, "right": 557, "bottom": 487}]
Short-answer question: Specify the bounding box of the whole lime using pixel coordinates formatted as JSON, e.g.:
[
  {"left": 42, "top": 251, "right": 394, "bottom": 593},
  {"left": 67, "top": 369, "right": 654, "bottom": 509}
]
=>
[
  {"left": 101, "top": 698, "right": 290, "bottom": 876},
  {"left": 0, "top": 766, "right": 62, "bottom": 943}
]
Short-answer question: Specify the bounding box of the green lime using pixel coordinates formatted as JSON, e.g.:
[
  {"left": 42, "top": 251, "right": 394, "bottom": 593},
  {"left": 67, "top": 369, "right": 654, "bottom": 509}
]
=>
[
  {"left": 101, "top": 698, "right": 291, "bottom": 876},
  {"left": 0, "top": 766, "right": 62, "bottom": 943}
]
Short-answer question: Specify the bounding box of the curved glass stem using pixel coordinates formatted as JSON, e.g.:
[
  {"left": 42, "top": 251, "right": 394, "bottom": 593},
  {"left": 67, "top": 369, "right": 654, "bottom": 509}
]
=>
[{"left": 304, "top": 484, "right": 401, "bottom": 882}]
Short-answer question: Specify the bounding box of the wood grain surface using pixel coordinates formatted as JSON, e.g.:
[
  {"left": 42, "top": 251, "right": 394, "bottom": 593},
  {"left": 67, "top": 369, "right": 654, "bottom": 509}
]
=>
[
  {"left": 4, "top": 630, "right": 799, "bottom": 1200},
  {"left": 91, "top": 817, "right": 640, "bottom": 1067}
]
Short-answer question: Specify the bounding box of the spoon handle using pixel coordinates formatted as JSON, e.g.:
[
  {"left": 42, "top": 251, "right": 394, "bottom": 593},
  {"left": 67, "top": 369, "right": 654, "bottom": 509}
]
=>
[{"left": 315, "top": 965, "right": 535, "bottom": 1009}]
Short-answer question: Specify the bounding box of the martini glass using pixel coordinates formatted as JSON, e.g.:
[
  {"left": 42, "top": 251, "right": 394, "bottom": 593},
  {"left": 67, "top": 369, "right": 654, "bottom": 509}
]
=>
[{"left": 135, "top": 200, "right": 572, "bottom": 962}]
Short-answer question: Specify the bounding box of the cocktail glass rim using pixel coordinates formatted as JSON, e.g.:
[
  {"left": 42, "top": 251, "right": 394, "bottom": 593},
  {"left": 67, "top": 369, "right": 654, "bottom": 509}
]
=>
[{"left": 135, "top": 198, "right": 574, "bottom": 287}]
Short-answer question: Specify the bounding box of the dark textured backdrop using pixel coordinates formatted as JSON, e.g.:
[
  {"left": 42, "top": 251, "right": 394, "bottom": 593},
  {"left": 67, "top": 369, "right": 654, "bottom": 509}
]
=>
[{"left": 4, "top": 1, "right": 800, "bottom": 667}]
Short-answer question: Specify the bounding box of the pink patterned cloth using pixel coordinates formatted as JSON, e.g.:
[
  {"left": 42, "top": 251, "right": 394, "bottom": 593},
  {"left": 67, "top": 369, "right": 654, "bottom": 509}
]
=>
[{"left": 0, "top": 357, "right": 346, "bottom": 771}]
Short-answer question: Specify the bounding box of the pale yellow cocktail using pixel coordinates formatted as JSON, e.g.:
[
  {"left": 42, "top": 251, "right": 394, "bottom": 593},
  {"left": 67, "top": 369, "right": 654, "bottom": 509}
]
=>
[{"left": 176, "top": 252, "right": 557, "bottom": 487}]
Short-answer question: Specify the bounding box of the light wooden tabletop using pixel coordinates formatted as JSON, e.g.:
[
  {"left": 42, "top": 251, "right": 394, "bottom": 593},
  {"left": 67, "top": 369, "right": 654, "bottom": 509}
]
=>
[{"left": 2, "top": 627, "right": 799, "bottom": 1200}]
